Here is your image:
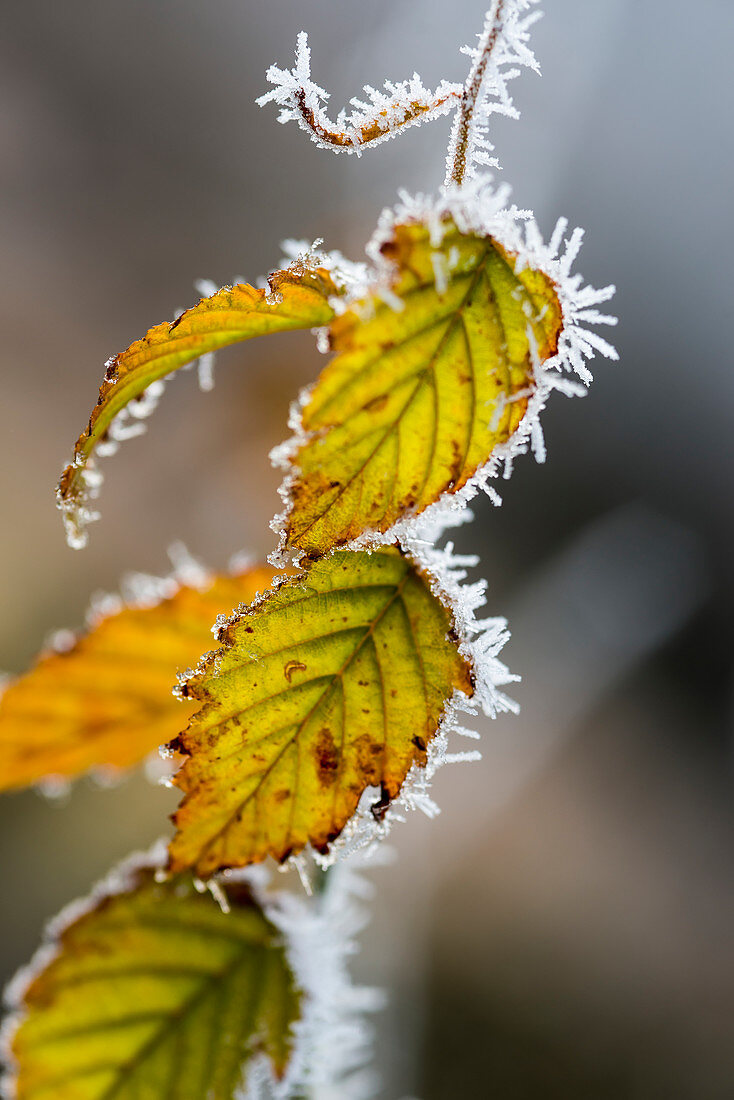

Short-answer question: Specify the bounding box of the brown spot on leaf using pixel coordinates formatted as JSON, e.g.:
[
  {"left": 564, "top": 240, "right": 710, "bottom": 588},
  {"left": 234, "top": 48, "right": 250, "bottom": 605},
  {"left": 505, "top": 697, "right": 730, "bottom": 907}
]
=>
[
  {"left": 314, "top": 727, "right": 340, "bottom": 787},
  {"left": 352, "top": 733, "right": 383, "bottom": 783},
  {"left": 364, "top": 393, "right": 388, "bottom": 414}
]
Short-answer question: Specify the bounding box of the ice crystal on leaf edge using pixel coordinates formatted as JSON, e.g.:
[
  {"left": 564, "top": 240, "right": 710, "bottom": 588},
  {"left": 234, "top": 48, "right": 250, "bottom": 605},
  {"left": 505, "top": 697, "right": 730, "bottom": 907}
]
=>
[{"left": 269, "top": 178, "right": 618, "bottom": 568}]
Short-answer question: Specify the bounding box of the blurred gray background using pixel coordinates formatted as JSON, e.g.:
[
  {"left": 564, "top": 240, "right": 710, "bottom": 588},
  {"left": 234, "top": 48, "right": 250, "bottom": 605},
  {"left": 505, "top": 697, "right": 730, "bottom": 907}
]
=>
[{"left": 1, "top": 1, "right": 733, "bottom": 1097}]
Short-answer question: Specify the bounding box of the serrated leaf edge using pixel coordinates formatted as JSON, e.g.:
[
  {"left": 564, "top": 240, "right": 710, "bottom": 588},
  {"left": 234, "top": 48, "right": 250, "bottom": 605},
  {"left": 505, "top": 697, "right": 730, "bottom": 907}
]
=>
[{"left": 170, "top": 542, "right": 517, "bottom": 873}]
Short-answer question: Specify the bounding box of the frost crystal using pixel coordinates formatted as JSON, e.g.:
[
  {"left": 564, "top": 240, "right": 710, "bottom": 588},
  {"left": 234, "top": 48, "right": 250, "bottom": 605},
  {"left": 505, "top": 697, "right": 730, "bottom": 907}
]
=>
[
  {"left": 85, "top": 542, "right": 211, "bottom": 633},
  {"left": 238, "top": 857, "right": 385, "bottom": 1100},
  {"left": 279, "top": 238, "right": 369, "bottom": 302}
]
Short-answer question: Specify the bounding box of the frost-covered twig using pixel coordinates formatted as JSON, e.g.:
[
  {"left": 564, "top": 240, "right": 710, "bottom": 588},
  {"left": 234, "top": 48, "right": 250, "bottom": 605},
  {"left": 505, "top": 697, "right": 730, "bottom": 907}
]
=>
[
  {"left": 257, "top": 31, "right": 462, "bottom": 155},
  {"left": 446, "top": 0, "right": 507, "bottom": 185},
  {"left": 445, "top": 0, "right": 542, "bottom": 185}
]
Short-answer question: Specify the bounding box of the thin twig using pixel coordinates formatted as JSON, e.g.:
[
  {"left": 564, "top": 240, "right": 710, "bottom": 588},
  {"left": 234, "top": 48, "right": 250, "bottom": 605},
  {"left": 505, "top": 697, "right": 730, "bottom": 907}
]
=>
[
  {"left": 445, "top": 0, "right": 506, "bottom": 187},
  {"left": 293, "top": 85, "right": 461, "bottom": 151}
]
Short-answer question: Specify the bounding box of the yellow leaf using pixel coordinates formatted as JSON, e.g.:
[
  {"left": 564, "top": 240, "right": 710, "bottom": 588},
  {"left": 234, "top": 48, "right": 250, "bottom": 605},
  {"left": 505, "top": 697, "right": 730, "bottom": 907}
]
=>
[
  {"left": 5, "top": 855, "right": 300, "bottom": 1098},
  {"left": 57, "top": 267, "right": 336, "bottom": 548},
  {"left": 278, "top": 218, "right": 563, "bottom": 557},
  {"left": 0, "top": 566, "right": 277, "bottom": 793},
  {"left": 168, "top": 546, "right": 473, "bottom": 876}
]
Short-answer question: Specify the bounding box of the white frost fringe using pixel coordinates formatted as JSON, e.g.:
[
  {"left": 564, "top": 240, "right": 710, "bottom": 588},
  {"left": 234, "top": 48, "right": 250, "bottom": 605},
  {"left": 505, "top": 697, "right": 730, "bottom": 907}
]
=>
[
  {"left": 297, "top": 537, "right": 519, "bottom": 870},
  {"left": 0, "top": 841, "right": 383, "bottom": 1100},
  {"left": 238, "top": 856, "right": 385, "bottom": 1100}
]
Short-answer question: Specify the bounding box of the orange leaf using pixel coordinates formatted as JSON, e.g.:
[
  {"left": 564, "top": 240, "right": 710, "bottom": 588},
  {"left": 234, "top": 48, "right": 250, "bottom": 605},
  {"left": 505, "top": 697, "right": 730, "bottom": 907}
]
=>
[{"left": 0, "top": 565, "right": 277, "bottom": 793}]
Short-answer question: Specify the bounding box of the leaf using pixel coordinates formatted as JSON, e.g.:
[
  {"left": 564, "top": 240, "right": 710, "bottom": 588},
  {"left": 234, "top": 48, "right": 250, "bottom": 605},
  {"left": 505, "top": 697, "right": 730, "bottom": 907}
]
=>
[
  {"left": 168, "top": 546, "right": 473, "bottom": 875},
  {"left": 278, "top": 218, "right": 563, "bottom": 557},
  {"left": 5, "top": 857, "right": 300, "bottom": 1099},
  {"left": 57, "top": 266, "right": 336, "bottom": 548},
  {"left": 0, "top": 565, "right": 277, "bottom": 793}
]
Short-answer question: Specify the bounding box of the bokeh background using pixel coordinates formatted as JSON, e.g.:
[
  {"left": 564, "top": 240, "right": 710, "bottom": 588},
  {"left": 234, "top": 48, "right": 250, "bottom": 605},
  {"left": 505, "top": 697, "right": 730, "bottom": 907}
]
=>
[{"left": 2, "top": 1, "right": 733, "bottom": 1096}]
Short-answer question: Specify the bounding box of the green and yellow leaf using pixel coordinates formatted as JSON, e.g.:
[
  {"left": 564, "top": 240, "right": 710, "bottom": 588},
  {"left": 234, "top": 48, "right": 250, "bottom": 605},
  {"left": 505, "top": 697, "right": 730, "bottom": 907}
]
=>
[
  {"left": 168, "top": 546, "right": 473, "bottom": 876},
  {"left": 5, "top": 858, "right": 300, "bottom": 1099},
  {"left": 57, "top": 267, "right": 336, "bottom": 546},
  {"left": 280, "top": 218, "right": 563, "bottom": 557},
  {"left": 0, "top": 566, "right": 277, "bottom": 793}
]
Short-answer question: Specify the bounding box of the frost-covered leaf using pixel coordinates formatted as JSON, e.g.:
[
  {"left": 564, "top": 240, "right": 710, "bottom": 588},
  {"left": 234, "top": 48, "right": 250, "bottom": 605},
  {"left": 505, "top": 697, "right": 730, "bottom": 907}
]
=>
[
  {"left": 168, "top": 546, "right": 473, "bottom": 875},
  {"left": 57, "top": 267, "right": 336, "bottom": 548},
  {"left": 0, "top": 565, "right": 276, "bottom": 793},
  {"left": 276, "top": 216, "right": 562, "bottom": 558},
  {"left": 3, "top": 854, "right": 300, "bottom": 1099}
]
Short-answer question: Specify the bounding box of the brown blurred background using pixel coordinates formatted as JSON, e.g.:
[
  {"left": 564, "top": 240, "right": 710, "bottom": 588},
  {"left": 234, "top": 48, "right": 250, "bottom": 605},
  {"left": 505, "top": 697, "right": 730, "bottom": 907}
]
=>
[{"left": 1, "top": 2, "right": 733, "bottom": 1097}]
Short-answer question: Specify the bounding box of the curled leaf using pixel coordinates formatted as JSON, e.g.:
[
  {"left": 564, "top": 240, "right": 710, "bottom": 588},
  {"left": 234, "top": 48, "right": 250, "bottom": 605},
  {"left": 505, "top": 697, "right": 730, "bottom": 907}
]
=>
[
  {"left": 0, "top": 565, "right": 276, "bottom": 794},
  {"left": 3, "top": 852, "right": 300, "bottom": 1099},
  {"left": 168, "top": 546, "right": 473, "bottom": 876},
  {"left": 276, "top": 217, "right": 563, "bottom": 558},
  {"left": 58, "top": 267, "right": 336, "bottom": 548}
]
